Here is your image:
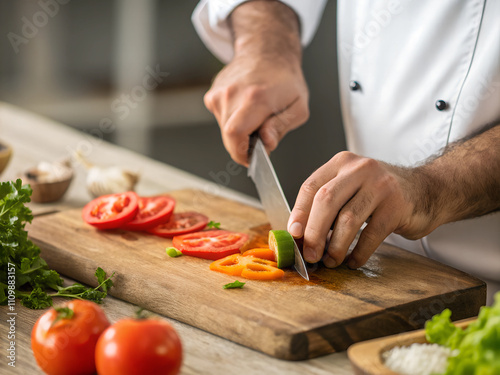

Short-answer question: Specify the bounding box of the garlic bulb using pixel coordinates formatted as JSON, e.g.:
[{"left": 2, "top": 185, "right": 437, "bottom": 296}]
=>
[{"left": 74, "top": 152, "right": 139, "bottom": 198}]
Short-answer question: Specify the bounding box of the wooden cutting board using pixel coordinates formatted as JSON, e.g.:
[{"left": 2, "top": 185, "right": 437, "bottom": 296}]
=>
[{"left": 27, "top": 189, "right": 486, "bottom": 360}]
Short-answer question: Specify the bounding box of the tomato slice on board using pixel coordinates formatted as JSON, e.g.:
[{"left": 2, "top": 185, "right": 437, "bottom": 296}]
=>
[
  {"left": 148, "top": 212, "right": 209, "bottom": 237},
  {"left": 121, "top": 196, "right": 175, "bottom": 231},
  {"left": 82, "top": 192, "right": 139, "bottom": 230},
  {"left": 172, "top": 230, "right": 249, "bottom": 260}
]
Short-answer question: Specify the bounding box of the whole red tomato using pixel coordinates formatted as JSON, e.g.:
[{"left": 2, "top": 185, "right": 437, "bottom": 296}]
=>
[
  {"left": 95, "top": 318, "right": 182, "bottom": 375},
  {"left": 31, "top": 300, "right": 110, "bottom": 375}
]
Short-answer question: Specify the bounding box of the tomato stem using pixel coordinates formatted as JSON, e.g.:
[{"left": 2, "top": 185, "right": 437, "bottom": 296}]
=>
[
  {"left": 51, "top": 307, "right": 74, "bottom": 327},
  {"left": 134, "top": 307, "right": 149, "bottom": 320}
]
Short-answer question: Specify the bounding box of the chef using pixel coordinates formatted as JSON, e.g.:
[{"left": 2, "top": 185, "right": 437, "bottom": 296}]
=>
[{"left": 192, "top": 0, "right": 500, "bottom": 304}]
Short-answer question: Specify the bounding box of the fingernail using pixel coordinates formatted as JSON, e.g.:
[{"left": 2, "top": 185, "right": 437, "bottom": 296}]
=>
[
  {"left": 304, "top": 247, "right": 316, "bottom": 263},
  {"left": 288, "top": 222, "right": 303, "bottom": 237}
]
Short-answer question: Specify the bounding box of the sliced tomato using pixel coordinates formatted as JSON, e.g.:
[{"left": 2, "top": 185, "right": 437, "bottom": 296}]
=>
[
  {"left": 121, "top": 196, "right": 175, "bottom": 231},
  {"left": 148, "top": 212, "right": 209, "bottom": 237},
  {"left": 172, "top": 230, "right": 249, "bottom": 260},
  {"left": 82, "top": 192, "right": 139, "bottom": 230}
]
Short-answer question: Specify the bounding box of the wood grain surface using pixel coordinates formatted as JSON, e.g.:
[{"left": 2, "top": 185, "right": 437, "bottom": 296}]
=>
[
  {"left": 0, "top": 277, "right": 353, "bottom": 375},
  {"left": 27, "top": 189, "right": 486, "bottom": 360}
]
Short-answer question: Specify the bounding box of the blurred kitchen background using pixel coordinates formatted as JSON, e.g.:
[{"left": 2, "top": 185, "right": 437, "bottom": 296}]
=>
[{"left": 0, "top": 0, "right": 345, "bottom": 203}]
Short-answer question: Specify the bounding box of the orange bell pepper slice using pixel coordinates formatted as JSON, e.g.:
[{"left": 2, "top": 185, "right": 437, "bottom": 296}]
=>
[
  {"left": 210, "top": 254, "right": 284, "bottom": 280},
  {"left": 209, "top": 254, "right": 246, "bottom": 276},
  {"left": 241, "top": 248, "right": 275, "bottom": 261},
  {"left": 241, "top": 263, "right": 284, "bottom": 280}
]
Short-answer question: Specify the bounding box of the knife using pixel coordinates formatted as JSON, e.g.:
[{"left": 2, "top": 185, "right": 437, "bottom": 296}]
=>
[{"left": 247, "top": 133, "right": 309, "bottom": 280}]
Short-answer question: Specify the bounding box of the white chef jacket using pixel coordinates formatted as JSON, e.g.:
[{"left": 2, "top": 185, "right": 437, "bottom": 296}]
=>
[{"left": 192, "top": 0, "right": 500, "bottom": 303}]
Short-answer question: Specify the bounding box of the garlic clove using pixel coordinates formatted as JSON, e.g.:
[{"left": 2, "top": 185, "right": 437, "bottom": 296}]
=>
[
  {"left": 86, "top": 166, "right": 139, "bottom": 197},
  {"left": 74, "top": 151, "right": 140, "bottom": 198}
]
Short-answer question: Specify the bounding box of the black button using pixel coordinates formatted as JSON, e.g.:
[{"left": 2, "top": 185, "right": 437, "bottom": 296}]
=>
[
  {"left": 350, "top": 80, "right": 361, "bottom": 91},
  {"left": 435, "top": 100, "right": 447, "bottom": 111}
]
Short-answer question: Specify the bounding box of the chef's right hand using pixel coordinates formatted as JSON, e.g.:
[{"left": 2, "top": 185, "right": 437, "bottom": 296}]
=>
[{"left": 203, "top": 1, "right": 310, "bottom": 166}]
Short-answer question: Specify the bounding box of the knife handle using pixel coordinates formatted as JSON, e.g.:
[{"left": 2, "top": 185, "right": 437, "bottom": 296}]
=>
[{"left": 247, "top": 131, "right": 259, "bottom": 161}]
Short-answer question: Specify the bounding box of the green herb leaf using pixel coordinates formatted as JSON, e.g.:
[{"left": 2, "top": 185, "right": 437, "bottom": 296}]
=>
[
  {"left": 56, "top": 283, "right": 88, "bottom": 295},
  {"left": 0, "top": 180, "right": 115, "bottom": 309},
  {"left": 95, "top": 267, "right": 114, "bottom": 293},
  {"left": 166, "top": 247, "right": 182, "bottom": 257},
  {"left": 78, "top": 289, "right": 107, "bottom": 304},
  {"left": 20, "top": 287, "right": 53, "bottom": 309},
  {"left": 223, "top": 280, "right": 245, "bottom": 289},
  {"left": 54, "top": 269, "right": 115, "bottom": 304},
  {"left": 207, "top": 221, "right": 221, "bottom": 229}
]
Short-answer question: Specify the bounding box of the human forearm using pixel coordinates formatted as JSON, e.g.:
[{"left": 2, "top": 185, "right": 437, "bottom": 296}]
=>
[
  {"left": 413, "top": 123, "right": 500, "bottom": 228},
  {"left": 204, "top": 0, "right": 309, "bottom": 165},
  {"left": 230, "top": 1, "right": 302, "bottom": 64}
]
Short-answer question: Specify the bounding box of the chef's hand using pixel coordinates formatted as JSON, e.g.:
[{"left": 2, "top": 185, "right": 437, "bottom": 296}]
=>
[
  {"left": 203, "top": 1, "right": 309, "bottom": 166},
  {"left": 287, "top": 151, "right": 438, "bottom": 269}
]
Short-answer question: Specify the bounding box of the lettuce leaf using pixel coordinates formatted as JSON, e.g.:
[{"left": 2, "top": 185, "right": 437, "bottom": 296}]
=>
[{"left": 425, "top": 292, "right": 500, "bottom": 374}]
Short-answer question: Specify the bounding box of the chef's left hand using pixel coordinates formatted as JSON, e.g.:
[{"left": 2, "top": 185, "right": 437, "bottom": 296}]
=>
[{"left": 287, "top": 151, "right": 437, "bottom": 269}]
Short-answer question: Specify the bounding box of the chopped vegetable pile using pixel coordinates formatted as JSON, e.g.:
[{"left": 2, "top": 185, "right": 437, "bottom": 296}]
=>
[
  {"left": 425, "top": 291, "right": 500, "bottom": 374},
  {"left": 0, "top": 179, "right": 114, "bottom": 309}
]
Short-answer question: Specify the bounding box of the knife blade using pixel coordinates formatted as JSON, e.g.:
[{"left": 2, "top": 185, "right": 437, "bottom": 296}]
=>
[{"left": 248, "top": 134, "right": 309, "bottom": 280}]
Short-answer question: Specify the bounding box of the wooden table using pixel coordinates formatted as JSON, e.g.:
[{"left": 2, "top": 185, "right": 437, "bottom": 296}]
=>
[{"left": 0, "top": 102, "right": 354, "bottom": 374}]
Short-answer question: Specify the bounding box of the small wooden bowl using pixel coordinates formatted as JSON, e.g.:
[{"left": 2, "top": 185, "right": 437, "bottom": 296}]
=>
[
  {"left": 0, "top": 141, "right": 13, "bottom": 175},
  {"left": 347, "top": 318, "right": 475, "bottom": 375},
  {"left": 22, "top": 166, "right": 73, "bottom": 203}
]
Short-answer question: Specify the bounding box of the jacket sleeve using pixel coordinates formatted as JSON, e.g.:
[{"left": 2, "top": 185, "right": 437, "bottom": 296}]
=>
[{"left": 192, "top": 0, "right": 327, "bottom": 63}]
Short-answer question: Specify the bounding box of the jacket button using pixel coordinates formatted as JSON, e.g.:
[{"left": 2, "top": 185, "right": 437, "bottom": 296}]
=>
[
  {"left": 350, "top": 81, "right": 361, "bottom": 91},
  {"left": 435, "top": 100, "right": 447, "bottom": 111}
]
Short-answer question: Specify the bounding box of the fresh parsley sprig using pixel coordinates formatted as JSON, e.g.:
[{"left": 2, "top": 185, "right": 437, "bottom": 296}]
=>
[
  {"left": 207, "top": 221, "right": 221, "bottom": 229},
  {"left": 223, "top": 280, "right": 245, "bottom": 289},
  {"left": 0, "top": 179, "right": 114, "bottom": 309}
]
